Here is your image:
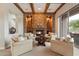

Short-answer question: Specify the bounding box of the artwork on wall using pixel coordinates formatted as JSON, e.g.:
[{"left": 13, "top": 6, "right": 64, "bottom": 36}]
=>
[
  {"left": 9, "top": 14, "right": 16, "bottom": 34},
  {"left": 9, "top": 27, "right": 16, "bottom": 34}
]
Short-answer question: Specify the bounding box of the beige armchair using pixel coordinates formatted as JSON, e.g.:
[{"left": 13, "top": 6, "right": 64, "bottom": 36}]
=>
[{"left": 45, "top": 33, "right": 55, "bottom": 42}]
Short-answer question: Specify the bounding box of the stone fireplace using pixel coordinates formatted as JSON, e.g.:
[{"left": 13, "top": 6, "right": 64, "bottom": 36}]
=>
[
  {"left": 32, "top": 13, "right": 47, "bottom": 34},
  {"left": 24, "top": 13, "right": 53, "bottom": 34}
]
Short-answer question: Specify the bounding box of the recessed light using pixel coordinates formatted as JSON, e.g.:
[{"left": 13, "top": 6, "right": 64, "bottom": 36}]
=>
[{"left": 38, "top": 8, "right": 41, "bottom": 10}]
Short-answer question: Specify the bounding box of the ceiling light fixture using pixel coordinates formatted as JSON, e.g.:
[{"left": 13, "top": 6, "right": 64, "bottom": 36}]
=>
[{"left": 38, "top": 8, "right": 41, "bottom": 10}]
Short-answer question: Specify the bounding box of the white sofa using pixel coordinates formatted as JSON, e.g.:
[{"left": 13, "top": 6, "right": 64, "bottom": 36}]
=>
[
  {"left": 10, "top": 33, "right": 33, "bottom": 56},
  {"left": 51, "top": 40, "right": 73, "bottom": 56},
  {"left": 11, "top": 39, "right": 33, "bottom": 56}
]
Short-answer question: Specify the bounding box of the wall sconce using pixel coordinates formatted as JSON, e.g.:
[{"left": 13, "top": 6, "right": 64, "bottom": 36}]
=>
[
  {"left": 26, "top": 15, "right": 32, "bottom": 21},
  {"left": 46, "top": 15, "right": 51, "bottom": 21},
  {"left": 47, "top": 18, "right": 50, "bottom": 21},
  {"left": 28, "top": 17, "right": 31, "bottom": 21}
]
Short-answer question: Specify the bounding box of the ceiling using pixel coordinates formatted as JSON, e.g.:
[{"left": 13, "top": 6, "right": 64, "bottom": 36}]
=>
[
  {"left": 47, "top": 3, "right": 61, "bottom": 13},
  {"left": 17, "top": 3, "right": 64, "bottom": 14},
  {"left": 18, "top": 3, "right": 32, "bottom": 12},
  {"left": 33, "top": 3, "right": 46, "bottom": 13}
]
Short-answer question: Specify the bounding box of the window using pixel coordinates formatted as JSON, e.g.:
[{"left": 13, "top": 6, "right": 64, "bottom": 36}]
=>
[
  {"left": 58, "top": 13, "right": 69, "bottom": 37},
  {"left": 58, "top": 4, "right": 79, "bottom": 45},
  {"left": 69, "top": 14, "right": 79, "bottom": 33},
  {"left": 69, "top": 4, "right": 79, "bottom": 45}
]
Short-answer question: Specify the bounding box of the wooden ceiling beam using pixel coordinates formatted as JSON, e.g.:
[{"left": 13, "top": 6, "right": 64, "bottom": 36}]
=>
[
  {"left": 14, "top": 3, "right": 65, "bottom": 15},
  {"left": 54, "top": 3, "right": 65, "bottom": 15},
  {"left": 14, "top": 3, "right": 25, "bottom": 14},
  {"left": 30, "top": 3, "right": 35, "bottom": 13},
  {"left": 44, "top": 3, "right": 50, "bottom": 13},
  {"left": 24, "top": 12, "right": 54, "bottom": 15}
]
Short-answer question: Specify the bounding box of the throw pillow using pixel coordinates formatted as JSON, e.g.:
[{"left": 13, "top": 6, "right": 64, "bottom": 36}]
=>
[{"left": 11, "top": 37, "right": 19, "bottom": 42}]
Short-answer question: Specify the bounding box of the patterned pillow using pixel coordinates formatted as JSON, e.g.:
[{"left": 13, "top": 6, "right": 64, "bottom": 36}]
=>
[{"left": 11, "top": 36, "right": 19, "bottom": 42}]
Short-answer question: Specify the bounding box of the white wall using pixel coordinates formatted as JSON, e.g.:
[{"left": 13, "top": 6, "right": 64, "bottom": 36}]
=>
[
  {"left": 0, "top": 4, "right": 6, "bottom": 49},
  {"left": 55, "top": 3, "right": 78, "bottom": 37},
  {"left": 0, "top": 4, "right": 24, "bottom": 48}
]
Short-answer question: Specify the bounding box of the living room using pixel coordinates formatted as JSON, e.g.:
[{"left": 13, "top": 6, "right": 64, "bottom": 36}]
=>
[{"left": 0, "top": 3, "right": 79, "bottom": 56}]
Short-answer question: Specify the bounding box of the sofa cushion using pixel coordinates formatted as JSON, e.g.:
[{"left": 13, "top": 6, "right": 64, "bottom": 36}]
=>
[{"left": 18, "top": 36, "right": 25, "bottom": 41}]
